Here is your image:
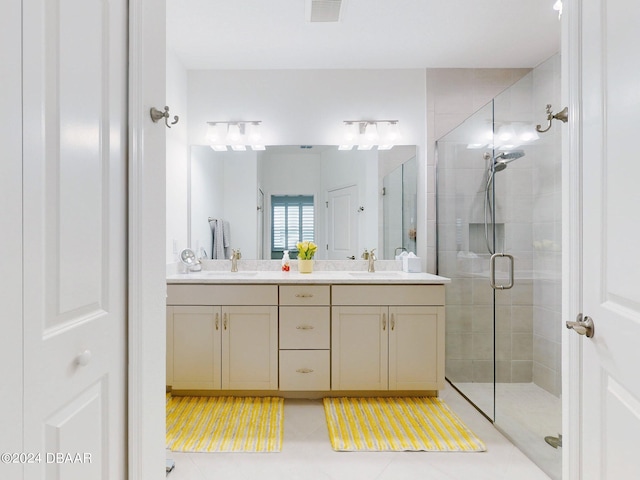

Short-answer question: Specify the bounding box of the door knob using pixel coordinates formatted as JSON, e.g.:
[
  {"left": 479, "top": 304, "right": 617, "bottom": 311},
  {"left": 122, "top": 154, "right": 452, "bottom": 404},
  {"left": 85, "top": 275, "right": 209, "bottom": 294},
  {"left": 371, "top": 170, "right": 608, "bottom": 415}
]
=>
[
  {"left": 76, "top": 349, "right": 92, "bottom": 366},
  {"left": 566, "top": 314, "right": 594, "bottom": 338}
]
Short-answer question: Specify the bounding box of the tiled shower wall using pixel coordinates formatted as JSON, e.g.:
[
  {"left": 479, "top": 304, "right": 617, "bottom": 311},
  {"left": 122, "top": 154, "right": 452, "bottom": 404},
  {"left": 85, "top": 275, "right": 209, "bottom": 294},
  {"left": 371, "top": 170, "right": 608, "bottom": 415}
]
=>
[{"left": 425, "top": 68, "right": 531, "bottom": 273}]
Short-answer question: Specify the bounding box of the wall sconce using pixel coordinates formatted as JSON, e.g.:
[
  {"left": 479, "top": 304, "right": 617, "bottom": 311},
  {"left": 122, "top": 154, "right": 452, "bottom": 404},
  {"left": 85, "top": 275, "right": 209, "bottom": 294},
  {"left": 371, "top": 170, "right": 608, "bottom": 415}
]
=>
[
  {"left": 206, "top": 121, "right": 265, "bottom": 151},
  {"left": 339, "top": 120, "right": 400, "bottom": 151}
]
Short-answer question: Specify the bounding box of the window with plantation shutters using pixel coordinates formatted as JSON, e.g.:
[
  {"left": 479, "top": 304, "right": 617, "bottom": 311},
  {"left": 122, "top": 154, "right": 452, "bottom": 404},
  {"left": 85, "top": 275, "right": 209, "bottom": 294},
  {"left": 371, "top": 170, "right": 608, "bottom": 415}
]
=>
[{"left": 271, "top": 195, "right": 314, "bottom": 259}]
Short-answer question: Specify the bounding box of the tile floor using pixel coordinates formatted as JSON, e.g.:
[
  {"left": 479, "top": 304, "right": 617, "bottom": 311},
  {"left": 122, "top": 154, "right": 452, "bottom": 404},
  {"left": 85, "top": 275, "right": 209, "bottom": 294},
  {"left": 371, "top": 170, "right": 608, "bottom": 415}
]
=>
[
  {"left": 455, "top": 382, "right": 562, "bottom": 480},
  {"left": 166, "top": 383, "right": 552, "bottom": 480}
]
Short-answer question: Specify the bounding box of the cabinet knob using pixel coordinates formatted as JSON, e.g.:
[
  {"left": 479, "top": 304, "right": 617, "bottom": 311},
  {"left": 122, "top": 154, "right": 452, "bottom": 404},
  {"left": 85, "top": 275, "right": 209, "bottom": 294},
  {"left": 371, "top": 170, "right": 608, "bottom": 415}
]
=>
[{"left": 76, "top": 349, "right": 92, "bottom": 367}]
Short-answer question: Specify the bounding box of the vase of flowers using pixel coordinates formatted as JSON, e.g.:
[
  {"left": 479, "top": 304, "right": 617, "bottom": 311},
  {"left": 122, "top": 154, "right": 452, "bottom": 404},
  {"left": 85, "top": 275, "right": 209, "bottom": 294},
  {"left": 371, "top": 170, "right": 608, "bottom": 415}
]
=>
[{"left": 296, "top": 241, "right": 317, "bottom": 273}]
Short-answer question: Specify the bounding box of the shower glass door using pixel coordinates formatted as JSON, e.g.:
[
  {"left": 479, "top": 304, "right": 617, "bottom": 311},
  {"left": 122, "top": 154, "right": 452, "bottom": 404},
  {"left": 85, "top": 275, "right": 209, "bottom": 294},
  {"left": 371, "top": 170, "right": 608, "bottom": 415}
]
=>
[
  {"left": 437, "top": 55, "right": 562, "bottom": 480},
  {"left": 436, "top": 100, "right": 497, "bottom": 420}
]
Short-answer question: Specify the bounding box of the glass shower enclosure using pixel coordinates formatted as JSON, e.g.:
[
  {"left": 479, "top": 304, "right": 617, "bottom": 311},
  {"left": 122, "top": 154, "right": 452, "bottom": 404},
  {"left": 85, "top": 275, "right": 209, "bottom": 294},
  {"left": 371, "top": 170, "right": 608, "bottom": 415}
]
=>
[{"left": 436, "top": 55, "right": 562, "bottom": 479}]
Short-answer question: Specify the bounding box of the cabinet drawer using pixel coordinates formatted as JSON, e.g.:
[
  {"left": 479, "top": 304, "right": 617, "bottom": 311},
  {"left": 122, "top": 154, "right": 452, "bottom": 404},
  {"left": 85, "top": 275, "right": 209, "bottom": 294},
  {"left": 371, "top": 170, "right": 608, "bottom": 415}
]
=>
[
  {"left": 279, "top": 307, "right": 330, "bottom": 349},
  {"left": 167, "top": 284, "right": 277, "bottom": 306},
  {"left": 279, "top": 285, "right": 330, "bottom": 305},
  {"left": 332, "top": 285, "right": 445, "bottom": 306},
  {"left": 279, "top": 350, "right": 330, "bottom": 391}
]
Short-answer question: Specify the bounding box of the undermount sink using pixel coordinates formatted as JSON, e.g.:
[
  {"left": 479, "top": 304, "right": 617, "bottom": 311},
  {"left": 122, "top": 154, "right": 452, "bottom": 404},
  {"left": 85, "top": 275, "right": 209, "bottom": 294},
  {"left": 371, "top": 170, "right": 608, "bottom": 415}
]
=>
[
  {"left": 348, "top": 272, "right": 402, "bottom": 278},
  {"left": 200, "top": 271, "right": 258, "bottom": 276}
]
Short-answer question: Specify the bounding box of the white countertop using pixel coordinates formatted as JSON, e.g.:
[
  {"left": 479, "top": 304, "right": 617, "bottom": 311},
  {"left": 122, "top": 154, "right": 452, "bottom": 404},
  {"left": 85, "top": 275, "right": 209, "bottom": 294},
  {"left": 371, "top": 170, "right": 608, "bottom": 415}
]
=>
[{"left": 167, "top": 270, "right": 450, "bottom": 285}]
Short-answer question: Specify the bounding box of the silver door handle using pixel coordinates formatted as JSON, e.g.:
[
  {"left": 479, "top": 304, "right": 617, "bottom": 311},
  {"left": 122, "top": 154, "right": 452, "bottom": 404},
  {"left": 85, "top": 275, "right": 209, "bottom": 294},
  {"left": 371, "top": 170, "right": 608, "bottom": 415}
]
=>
[
  {"left": 490, "top": 253, "right": 514, "bottom": 290},
  {"left": 566, "top": 314, "right": 594, "bottom": 338}
]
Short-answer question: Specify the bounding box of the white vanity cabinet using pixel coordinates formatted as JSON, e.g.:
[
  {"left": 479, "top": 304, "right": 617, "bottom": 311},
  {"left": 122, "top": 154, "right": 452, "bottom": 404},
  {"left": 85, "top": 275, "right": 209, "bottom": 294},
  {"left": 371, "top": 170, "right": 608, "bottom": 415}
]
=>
[
  {"left": 278, "top": 285, "right": 331, "bottom": 391},
  {"left": 331, "top": 285, "right": 445, "bottom": 391},
  {"left": 166, "top": 285, "right": 278, "bottom": 391}
]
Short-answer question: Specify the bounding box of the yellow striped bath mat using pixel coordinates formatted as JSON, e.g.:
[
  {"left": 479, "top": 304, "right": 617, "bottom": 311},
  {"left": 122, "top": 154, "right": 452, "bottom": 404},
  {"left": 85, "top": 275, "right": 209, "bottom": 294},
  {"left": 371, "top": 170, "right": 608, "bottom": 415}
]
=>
[
  {"left": 323, "top": 397, "right": 486, "bottom": 452},
  {"left": 166, "top": 396, "right": 284, "bottom": 452}
]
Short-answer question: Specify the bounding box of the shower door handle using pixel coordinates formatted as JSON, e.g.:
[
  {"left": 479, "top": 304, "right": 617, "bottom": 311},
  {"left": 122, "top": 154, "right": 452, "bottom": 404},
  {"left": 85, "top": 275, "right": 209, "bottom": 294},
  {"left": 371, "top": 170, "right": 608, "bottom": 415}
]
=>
[{"left": 489, "top": 253, "right": 514, "bottom": 290}]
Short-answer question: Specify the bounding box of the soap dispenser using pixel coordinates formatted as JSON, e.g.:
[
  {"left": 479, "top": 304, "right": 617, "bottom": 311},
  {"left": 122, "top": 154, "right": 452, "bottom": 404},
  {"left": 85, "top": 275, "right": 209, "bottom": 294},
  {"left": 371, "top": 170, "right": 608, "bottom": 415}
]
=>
[{"left": 281, "top": 250, "right": 290, "bottom": 271}]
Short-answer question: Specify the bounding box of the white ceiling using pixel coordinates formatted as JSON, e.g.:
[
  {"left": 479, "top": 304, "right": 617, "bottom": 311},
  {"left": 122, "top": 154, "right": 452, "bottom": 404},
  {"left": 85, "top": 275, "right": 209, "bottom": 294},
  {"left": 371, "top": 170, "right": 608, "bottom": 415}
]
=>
[{"left": 167, "top": 0, "right": 561, "bottom": 70}]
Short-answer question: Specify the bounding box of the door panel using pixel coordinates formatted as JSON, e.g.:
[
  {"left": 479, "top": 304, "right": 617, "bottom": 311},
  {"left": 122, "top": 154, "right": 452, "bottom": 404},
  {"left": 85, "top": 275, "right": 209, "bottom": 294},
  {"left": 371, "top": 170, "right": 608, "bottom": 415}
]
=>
[
  {"left": 172, "top": 306, "right": 221, "bottom": 390},
  {"left": 581, "top": 0, "right": 640, "bottom": 477},
  {"left": 327, "top": 185, "right": 358, "bottom": 260},
  {"left": 45, "top": 381, "right": 105, "bottom": 479},
  {"left": 331, "top": 306, "right": 388, "bottom": 390},
  {"left": 222, "top": 306, "right": 278, "bottom": 390},
  {"left": 22, "top": 0, "right": 127, "bottom": 477},
  {"left": 389, "top": 306, "right": 443, "bottom": 390}
]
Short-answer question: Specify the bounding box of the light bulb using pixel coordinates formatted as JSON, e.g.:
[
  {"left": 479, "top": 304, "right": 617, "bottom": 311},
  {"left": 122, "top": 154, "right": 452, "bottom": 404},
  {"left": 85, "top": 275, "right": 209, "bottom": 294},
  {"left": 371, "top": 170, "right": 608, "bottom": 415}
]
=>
[
  {"left": 387, "top": 122, "right": 400, "bottom": 141},
  {"left": 365, "top": 123, "right": 378, "bottom": 142},
  {"left": 247, "top": 122, "right": 262, "bottom": 142},
  {"left": 206, "top": 124, "right": 219, "bottom": 142},
  {"left": 343, "top": 122, "right": 358, "bottom": 142},
  {"left": 227, "top": 124, "right": 241, "bottom": 142}
]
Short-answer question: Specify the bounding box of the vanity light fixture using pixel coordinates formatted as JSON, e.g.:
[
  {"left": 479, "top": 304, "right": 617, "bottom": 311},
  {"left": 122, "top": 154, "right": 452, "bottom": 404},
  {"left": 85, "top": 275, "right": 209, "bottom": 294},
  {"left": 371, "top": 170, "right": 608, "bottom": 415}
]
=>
[
  {"left": 206, "top": 121, "right": 264, "bottom": 151},
  {"left": 340, "top": 120, "right": 400, "bottom": 151}
]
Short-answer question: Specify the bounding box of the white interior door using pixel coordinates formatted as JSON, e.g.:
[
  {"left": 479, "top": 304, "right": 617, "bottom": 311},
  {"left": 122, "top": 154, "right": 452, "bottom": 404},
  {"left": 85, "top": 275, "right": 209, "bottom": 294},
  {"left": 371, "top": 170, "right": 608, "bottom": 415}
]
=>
[
  {"left": 327, "top": 185, "right": 358, "bottom": 260},
  {"left": 22, "top": 0, "right": 128, "bottom": 477},
  {"left": 0, "top": 2, "right": 23, "bottom": 478},
  {"left": 579, "top": 0, "right": 640, "bottom": 478}
]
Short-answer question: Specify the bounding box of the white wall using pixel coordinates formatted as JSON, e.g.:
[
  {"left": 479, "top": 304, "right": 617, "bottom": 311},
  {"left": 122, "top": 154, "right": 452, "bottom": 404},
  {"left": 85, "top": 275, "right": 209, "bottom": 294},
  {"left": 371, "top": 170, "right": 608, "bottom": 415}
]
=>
[
  {"left": 191, "top": 147, "right": 258, "bottom": 259},
  {"left": 166, "top": 49, "right": 189, "bottom": 263},
  {"left": 190, "top": 146, "right": 225, "bottom": 256}
]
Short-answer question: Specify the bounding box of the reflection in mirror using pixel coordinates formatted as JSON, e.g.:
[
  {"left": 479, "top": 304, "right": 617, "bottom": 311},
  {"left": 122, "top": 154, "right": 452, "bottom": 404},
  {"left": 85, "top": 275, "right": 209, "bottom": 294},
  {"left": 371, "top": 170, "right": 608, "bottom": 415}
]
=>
[
  {"left": 188, "top": 145, "right": 417, "bottom": 260},
  {"left": 383, "top": 156, "right": 417, "bottom": 259}
]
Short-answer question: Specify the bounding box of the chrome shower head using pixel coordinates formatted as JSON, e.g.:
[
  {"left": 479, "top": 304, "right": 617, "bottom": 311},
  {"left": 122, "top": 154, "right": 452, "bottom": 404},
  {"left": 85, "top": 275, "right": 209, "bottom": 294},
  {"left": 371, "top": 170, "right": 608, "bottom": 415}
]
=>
[
  {"left": 485, "top": 150, "right": 526, "bottom": 172},
  {"left": 494, "top": 150, "right": 525, "bottom": 161}
]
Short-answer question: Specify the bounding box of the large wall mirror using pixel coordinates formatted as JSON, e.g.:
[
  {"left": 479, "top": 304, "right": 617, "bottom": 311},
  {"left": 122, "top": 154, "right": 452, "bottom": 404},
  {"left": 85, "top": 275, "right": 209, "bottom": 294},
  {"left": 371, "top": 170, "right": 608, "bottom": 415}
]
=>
[{"left": 189, "top": 145, "right": 417, "bottom": 261}]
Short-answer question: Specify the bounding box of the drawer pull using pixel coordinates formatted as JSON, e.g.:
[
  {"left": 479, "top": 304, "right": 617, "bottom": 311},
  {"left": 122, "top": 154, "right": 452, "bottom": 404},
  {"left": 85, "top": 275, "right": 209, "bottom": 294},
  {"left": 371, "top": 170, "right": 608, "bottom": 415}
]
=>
[
  {"left": 296, "top": 325, "right": 315, "bottom": 330},
  {"left": 391, "top": 313, "right": 395, "bottom": 331},
  {"left": 295, "top": 293, "right": 314, "bottom": 298},
  {"left": 382, "top": 313, "right": 387, "bottom": 331},
  {"left": 296, "top": 368, "right": 314, "bottom": 374},
  {"left": 223, "top": 313, "right": 228, "bottom": 330},
  {"left": 215, "top": 312, "right": 219, "bottom": 330}
]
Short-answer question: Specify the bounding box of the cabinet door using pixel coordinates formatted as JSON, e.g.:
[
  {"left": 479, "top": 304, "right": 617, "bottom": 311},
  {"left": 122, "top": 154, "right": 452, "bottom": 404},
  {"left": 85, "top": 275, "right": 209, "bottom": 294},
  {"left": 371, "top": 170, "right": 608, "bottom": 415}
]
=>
[
  {"left": 222, "top": 306, "right": 278, "bottom": 390},
  {"left": 389, "top": 306, "right": 444, "bottom": 390},
  {"left": 332, "top": 306, "right": 388, "bottom": 390},
  {"left": 172, "top": 306, "right": 222, "bottom": 390}
]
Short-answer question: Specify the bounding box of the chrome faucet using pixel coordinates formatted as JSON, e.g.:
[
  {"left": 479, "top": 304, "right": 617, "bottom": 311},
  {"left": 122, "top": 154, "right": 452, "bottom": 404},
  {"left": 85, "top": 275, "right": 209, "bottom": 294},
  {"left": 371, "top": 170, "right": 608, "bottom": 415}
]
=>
[
  {"left": 230, "top": 249, "right": 241, "bottom": 272},
  {"left": 367, "top": 248, "right": 377, "bottom": 273}
]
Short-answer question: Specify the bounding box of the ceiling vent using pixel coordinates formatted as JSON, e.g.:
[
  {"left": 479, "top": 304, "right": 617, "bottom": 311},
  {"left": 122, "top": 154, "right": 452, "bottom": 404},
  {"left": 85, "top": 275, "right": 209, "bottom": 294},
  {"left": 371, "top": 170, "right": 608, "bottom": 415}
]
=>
[{"left": 306, "top": 0, "right": 345, "bottom": 23}]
